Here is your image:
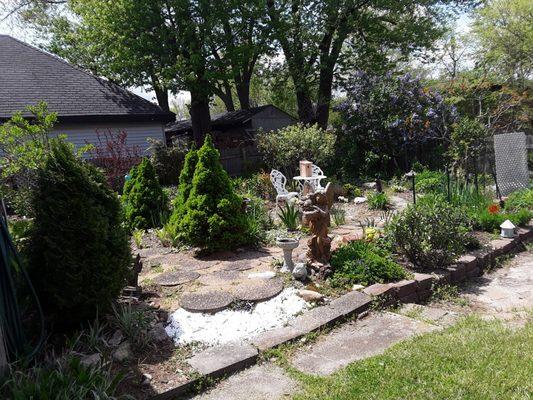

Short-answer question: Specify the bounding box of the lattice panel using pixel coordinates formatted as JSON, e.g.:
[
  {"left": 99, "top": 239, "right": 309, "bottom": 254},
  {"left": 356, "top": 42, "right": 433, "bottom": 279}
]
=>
[{"left": 493, "top": 132, "right": 529, "bottom": 196}]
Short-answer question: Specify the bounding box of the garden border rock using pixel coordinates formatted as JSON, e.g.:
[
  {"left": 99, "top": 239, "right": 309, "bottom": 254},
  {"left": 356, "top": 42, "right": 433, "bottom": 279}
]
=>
[{"left": 149, "top": 225, "right": 532, "bottom": 400}]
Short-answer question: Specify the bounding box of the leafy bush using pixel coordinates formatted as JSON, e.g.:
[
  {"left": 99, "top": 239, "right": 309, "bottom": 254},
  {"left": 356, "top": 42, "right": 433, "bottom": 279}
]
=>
[
  {"left": 233, "top": 172, "right": 276, "bottom": 200},
  {"left": 2, "top": 356, "right": 126, "bottom": 400},
  {"left": 342, "top": 183, "right": 363, "bottom": 198},
  {"left": 122, "top": 158, "right": 168, "bottom": 230},
  {"left": 367, "top": 191, "right": 389, "bottom": 210},
  {"left": 473, "top": 208, "right": 532, "bottom": 232},
  {"left": 448, "top": 116, "right": 488, "bottom": 175},
  {"left": 415, "top": 169, "right": 445, "bottom": 193},
  {"left": 504, "top": 188, "right": 533, "bottom": 212},
  {"left": 170, "top": 135, "right": 251, "bottom": 252},
  {"left": 257, "top": 123, "right": 336, "bottom": 177},
  {"left": 28, "top": 140, "right": 131, "bottom": 326},
  {"left": 278, "top": 201, "right": 300, "bottom": 231},
  {"left": 148, "top": 138, "right": 190, "bottom": 186},
  {"left": 388, "top": 195, "right": 470, "bottom": 269},
  {"left": 330, "top": 240, "right": 407, "bottom": 287},
  {"left": 89, "top": 129, "right": 141, "bottom": 191}
]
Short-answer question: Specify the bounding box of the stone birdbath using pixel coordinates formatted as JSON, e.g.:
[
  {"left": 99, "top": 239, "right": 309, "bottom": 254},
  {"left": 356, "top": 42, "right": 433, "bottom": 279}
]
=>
[{"left": 276, "top": 237, "right": 299, "bottom": 273}]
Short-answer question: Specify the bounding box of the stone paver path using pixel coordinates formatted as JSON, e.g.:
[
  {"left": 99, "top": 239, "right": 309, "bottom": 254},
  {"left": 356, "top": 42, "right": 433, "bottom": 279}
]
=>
[
  {"left": 190, "top": 249, "right": 532, "bottom": 399},
  {"left": 290, "top": 312, "right": 436, "bottom": 375},
  {"left": 192, "top": 364, "right": 298, "bottom": 400}
]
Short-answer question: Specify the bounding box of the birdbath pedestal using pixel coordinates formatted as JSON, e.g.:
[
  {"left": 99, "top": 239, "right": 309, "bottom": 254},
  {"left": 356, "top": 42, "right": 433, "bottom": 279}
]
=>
[{"left": 276, "top": 237, "right": 300, "bottom": 273}]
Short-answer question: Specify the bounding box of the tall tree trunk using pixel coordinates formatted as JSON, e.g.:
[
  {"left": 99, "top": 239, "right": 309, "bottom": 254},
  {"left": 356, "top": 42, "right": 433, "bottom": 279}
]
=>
[
  {"left": 295, "top": 84, "right": 316, "bottom": 124},
  {"left": 219, "top": 83, "right": 236, "bottom": 112},
  {"left": 154, "top": 87, "right": 170, "bottom": 112},
  {"left": 316, "top": 69, "right": 334, "bottom": 129},
  {"left": 189, "top": 89, "right": 211, "bottom": 147},
  {"left": 236, "top": 80, "right": 251, "bottom": 110}
]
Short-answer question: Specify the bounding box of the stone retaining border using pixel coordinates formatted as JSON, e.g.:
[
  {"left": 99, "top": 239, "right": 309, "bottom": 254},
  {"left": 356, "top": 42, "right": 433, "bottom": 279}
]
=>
[{"left": 150, "top": 226, "right": 532, "bottom": 400}]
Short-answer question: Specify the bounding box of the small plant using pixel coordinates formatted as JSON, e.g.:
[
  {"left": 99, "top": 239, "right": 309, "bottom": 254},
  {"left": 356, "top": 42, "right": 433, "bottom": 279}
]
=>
[
  {"left": 473, "top": 207, "right": 532, "bottom": 232},
  {"left": 132, "top": 229, "right": 144, "bottom": 249},
  {"left": 111, "top": 303, "right": 152, "bottom": 350},
  {"left": 380, "top": 210, "right": 396, "bottom": 226},
  {"left": 278, "top": 201, "right": 300, "bottom": 231},
  {"left": 2, "top": 356, "right": 127, "bottom": 399},
  {"left": 342, "top": 183, "right": 362, "bottom": 198},
  {"left": 388, "top": 195, "right": 470, "bottom": 270},
  {"left": 367, "top": 191, "right": 389, "bottom": 210},
  {"left": 414, "top": 169, "right": 445, "bottom": 193},
  {"left": 244, "top": 195, "right": 273, "bottom": 243},
  {"left": 156, "top": 222, "right": 180, "bottom": 248},
  {"left": 331, "top": 206, "right": 346, "bottom": 227},
  {"left": 330, "top": 240, "right": 407, "bottom": 287}
]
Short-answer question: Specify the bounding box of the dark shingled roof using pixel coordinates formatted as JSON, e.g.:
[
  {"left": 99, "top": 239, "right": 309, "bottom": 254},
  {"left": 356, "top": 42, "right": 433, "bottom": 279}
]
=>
[
  {"left": 166, "top": 105, "right": 274, "bottom": 134},
  {"left": 0, "top": 35, "right": 175, "bottom": 123}
]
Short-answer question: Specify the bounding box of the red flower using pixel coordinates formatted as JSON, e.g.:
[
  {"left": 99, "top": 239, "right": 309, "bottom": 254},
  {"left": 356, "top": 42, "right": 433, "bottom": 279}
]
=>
[{"left": 488, "top": 204, "right": 500, "bottom": 214}]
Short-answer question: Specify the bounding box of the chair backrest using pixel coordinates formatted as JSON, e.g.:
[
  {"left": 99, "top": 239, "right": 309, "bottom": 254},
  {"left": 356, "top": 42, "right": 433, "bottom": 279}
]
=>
[
  {"left": 270, "top": 169, "right": 288, "bottom": 195},
  {"left": 312, "top": 164, "right": 324, "bottom": 177}
]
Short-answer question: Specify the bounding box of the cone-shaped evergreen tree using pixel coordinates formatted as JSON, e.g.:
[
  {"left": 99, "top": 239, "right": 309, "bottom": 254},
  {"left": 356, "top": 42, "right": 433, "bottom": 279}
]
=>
[
  {"left": 29, "top": 140, "right": 131, "bottom": 326},
  {"left": 122, "top": 158, "right": 168, "bottom": 230},
  {"left": 174, "top": 135, "right": 250, "bottom": 251},
  {"left": 168, "top": 146, "right": 198, "bottom": 232}
]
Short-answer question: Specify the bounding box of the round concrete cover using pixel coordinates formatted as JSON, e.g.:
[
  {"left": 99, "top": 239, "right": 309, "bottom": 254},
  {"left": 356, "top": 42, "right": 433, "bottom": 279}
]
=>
[
  {"left": 180, "top": 291, "right": 235, "bottom": 313},
  {"left": 154, "top": 271, "right": 200, "bottom": 286},
  {"left": 234, "top": 278, "right": 284, "bottom": 302},
  {"left": 223, "top": 260, "right": 253, "bottom": 271}
]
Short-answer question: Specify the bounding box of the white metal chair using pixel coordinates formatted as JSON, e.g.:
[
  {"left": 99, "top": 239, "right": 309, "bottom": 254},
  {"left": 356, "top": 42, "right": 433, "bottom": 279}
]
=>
[
  {"left": 270, "top": 169, "right": 299, "bottom": 207},
  {"left": 312, "top": 164, "right": 327, "bottom": 191}
]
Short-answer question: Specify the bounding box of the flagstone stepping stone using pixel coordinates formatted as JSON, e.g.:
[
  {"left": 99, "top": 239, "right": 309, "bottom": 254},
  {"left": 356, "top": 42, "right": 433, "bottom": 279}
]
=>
[
  {"left": 153, "top": 271, "right": 200, "bottom": 286},
  {"left": 223, "top": 260, "right": 254, "bottom": 271},
  {"left": 198, "top": 270, "right": 243, "bottom": 286},
  {"left": 180, "top": 291, "right": 235, "bottom": 313},
  {"left": 233, "top": 278, "right": 284, "bottom": 302}
]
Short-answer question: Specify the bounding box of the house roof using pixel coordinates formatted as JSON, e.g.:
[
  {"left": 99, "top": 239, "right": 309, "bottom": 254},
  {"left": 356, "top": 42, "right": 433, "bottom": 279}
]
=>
[
  {"left": 0, "top": 35, "right": 175, "bottom": 124},
  {"left": 166, "top": 104, "right": 290, "bottom": 134}
]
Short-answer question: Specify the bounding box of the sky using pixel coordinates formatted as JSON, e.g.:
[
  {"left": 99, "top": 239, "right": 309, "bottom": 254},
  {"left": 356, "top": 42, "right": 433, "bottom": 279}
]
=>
[{"left": 0, "top": 3, "right": 472, "bottom": 109}]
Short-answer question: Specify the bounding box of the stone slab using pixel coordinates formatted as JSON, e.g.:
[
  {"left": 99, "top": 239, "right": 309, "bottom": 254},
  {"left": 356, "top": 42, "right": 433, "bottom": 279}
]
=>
[
  {"left": 392, "top": 279, "right": 417, "bottom": 298},
  {"left": 445, "top": 264, "right": 466, "bottom": 283},
  {"left": 363, "top": 283, "right": 394, "bottom": 297},
  {"left": 193, "top": 364, "right": 299, "bottom": 400},
  {"left": 233, "top": 278, "right": 284, "bottom": 302},
  {"left": 252, "top": 326, "right": 304, "bottom": 352},
  {"left": 413, "top": 273, "right": 434, "bottom": 292},
  {"left": 188, "top": 343, "right": 258, "bottom": 378},
  {"left": 328, "top": 290, "right": 372, "bottom": 317},
  {"left": 490, "top": 238, "right": 515, "bottom": 256},
  {"left": 153, "top": 271, "right": 200, "bottom": 286},
  {"left": 180, "top": 291, "right": 234, "bottom": 313},
  {"left": 290, "top": 312, "right": 436, "bottom": 376},
  {"left": 289, "top": 305, "right": 344, "bottom": 333}
]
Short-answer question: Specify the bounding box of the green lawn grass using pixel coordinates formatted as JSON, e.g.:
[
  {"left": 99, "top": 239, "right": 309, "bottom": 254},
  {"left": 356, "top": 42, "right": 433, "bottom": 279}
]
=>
[{"left": 292, "top": 316, "right": 532, "bottom": 400}]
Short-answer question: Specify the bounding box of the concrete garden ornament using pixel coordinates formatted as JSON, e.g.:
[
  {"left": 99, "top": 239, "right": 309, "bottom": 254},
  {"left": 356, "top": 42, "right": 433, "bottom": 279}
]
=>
[
  {"left": 301, "top": 182, "right": 335, "bottom": 278},
  {"left": 276, "top": 237, "right": 299, "bottom": 273},
  {"left": 500, "top": 219, "right": 516, "bottom": 238}
]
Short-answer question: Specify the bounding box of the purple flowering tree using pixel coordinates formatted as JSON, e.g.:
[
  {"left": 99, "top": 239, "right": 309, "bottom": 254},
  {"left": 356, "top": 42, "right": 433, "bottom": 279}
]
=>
[{"left": 335, "top": 72, "right": 457, "bottom": 180}]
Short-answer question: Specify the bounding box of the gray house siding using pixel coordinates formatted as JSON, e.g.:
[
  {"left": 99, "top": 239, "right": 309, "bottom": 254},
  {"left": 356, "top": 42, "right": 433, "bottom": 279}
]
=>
[
  {"left": 51, "top": 121, "right": 166, "bottom": 157},
  {"left": 251, "top": 107, "right": 295, "bottom": 132}
]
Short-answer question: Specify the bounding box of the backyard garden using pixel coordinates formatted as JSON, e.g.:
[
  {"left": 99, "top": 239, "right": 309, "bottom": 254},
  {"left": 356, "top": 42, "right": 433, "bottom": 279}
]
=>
[{"left": 0, "top": 0, "right": 532, "bottom": 399}]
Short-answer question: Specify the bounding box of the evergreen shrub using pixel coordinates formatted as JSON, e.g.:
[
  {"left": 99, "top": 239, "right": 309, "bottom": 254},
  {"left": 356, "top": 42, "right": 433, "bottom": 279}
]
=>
[{"left": 29, "top": 140, "right": 131, "bottom": 326}]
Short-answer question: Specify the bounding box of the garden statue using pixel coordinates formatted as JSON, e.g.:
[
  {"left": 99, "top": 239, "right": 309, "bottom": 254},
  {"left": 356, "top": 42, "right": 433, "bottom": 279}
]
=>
[{"left": 301, "top": 182, "right": 335, "bottom": 278}]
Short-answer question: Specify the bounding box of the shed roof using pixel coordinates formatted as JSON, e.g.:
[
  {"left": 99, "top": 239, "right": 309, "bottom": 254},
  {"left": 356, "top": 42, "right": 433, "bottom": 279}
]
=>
[
  {"left": 0, "top": 35, "right": 175, "bottom": 123},
  {"left": 166, "top": 104, "right": 292, "bottom": 134}
]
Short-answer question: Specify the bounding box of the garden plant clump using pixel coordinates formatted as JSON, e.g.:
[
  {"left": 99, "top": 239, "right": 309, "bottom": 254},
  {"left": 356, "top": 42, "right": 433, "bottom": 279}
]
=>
[
  {"left": 28, "top": 140, "right": 131, "bottom": 326},
  {"left": 330, "top": 239, "right": 407, "bottom": 287},
  {"left": 388, "top": 195, "right": 470, "bottom": 270},
  {"left": 122, "top": 157, "right": 169, "bottom": 230}
]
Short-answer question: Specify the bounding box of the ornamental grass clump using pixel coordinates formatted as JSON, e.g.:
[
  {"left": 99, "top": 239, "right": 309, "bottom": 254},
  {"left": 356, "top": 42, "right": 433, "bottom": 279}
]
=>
[
  {"left": 28, "top": 140, "right": 131, "bottom": 326},
  {"left": 388, "top": 194, "right": 470, "bottom": 270},
  {"left": 170, "top": 135, "right": 250, "bottom": 252},
  {"left": 122, "top": 158, "right": 168, "bottom": 230}
]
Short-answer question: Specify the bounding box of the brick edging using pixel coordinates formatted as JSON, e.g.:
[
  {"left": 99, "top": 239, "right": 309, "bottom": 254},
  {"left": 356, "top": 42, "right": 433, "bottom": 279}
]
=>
[{"left": 150, "top": 226, "right": 532, "bottom": 399}]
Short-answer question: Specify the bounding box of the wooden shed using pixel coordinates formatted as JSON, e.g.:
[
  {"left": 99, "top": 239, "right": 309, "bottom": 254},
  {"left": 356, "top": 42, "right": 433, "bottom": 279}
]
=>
[{"left": 165, "top": 105, "right": 296, "bottom": 175}]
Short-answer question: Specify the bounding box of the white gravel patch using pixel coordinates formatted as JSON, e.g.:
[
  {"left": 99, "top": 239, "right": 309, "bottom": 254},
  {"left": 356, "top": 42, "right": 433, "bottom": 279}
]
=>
[{"left": 165, "top": 288, "right": 309, "bottom": 346}]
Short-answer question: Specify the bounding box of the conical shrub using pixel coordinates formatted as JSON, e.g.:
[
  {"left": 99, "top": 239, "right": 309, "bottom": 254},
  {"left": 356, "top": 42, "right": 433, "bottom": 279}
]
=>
[
  {"left": 28, "top": 140, "right": 131, "bottom": 326},
  {"left": 122, "top": 158, "right": 168, "bottom": 230},
  {"left": 172, "top": 135, "right": 250, "bottom": 251}
]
